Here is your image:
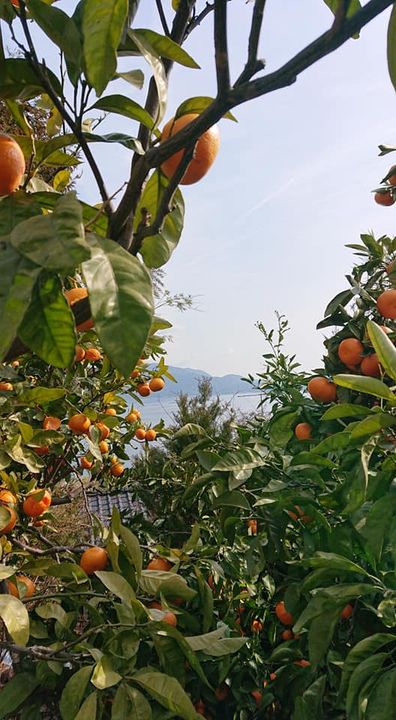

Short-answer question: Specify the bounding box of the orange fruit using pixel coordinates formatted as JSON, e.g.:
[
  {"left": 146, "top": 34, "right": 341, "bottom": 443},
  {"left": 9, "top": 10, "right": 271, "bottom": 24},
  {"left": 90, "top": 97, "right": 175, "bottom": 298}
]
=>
[
  {"left": 110, "top": 462, "right": 124, "bottom": 477},
  {"left": 387, "top": 172, "right": 396, "bottom": 186},
  {"left": 99, "top": 441, "right": 109, "bottom": 454},
  {"left": 307, "top": 377, "right": 337, "bottom": 403},
  {"left": 340, "top": 603, "right": 353, "bottom": 620},
  {"left": 0, "top": 382, "right": 13, "bottom": 391},
  {"left": 33, "top": 518, "right": 45, "bottom": 527},
  {"left": 0, "top": 489, "right": 17, "bottom": 505},
  {"left": 287, "top": 505, "right": 312, "bottom": 524},
  {"left": 96, "top": 422, "right": 110, "bottom": 440},
  {"left": 7, "top": 575, "right": 35, "bottom": 599},
  {"left": 269, "top": 672, "right": 277, "bottom": 681},
  {"left": 68, "top": 413, "right": 91, "bottom": 434},
  {"left": 377, "top": 289, "right": 396, "bottom": 319},
  {"left": 251, "top": 619, "right": 263, "bottom": 633},
  {"left": 145, "top": 428, "right": 157, "bottom": 442},
  {"left": 23, "top": 489, "right": 51, "bottom": 517},
  {"left": 161, "top": 114, "right": 220, "bottom": 185},
  {"left": 104, "top": 408, "right": 117, "bottom": 416},
  {"left": 80, "top": 546, "right": 109, "bottom": 575},
  {"left": 74, "top": 345, "right": 85, "bottom": 362},
  {"left": 84, "top": 347, "right": 101, "bottom": 362},
  {"left": 275, "top": 600, "right": 294, "bottom": 626},
  {"left": 162, "top": 611, "right": 177, "bottom": 626},
  {"left": 137, "top": 383, "right": 151, "bottom": 397},
  {"left": 34, "top": 446, "right": 49, "bottom": 456},
  {"left": 207, "top": 574, "right": 215, "bottom": 590},
  {"left": 194, "top": 700, "right": 206, "bottom": 716},
  {"left": 215, "top": 684, "right": 229, "bottom": 701},
  {"left": 126, "top": 412, "right": 138, "bottom": 423},
  {"left": 0, "top": 135, "right": 25, "bottom": 195},
  {"left": 0, "top": 505, "right": 17, "bottom": 533},
  {"left": 11, "top": 0, "right": 20, "bottom": 7},
  {"left": 64, "top": 287, "right": 94, "bottom": 332},
  {"left": 250, "top": 690, "right": 262, "bottom": 707},
  {"left": 247, "top": 518, "right": 258, "bottom": 535},
  {"left": 375, "top": 191, "right": 395, "bottom": 206},
  {"left": 294, "top": 659, "right": 310, "bottom": 668},
  {"left": 360, "top": 353, "right": 381, "bottom": 377},
  {"left": 80, "top": 456, "right": 93, "bottom": 470},
  {"left": 43, "top": 415, "right": 61, "bottom": 431},
  {"left": 294, "top": 422, "right": 312, "bottom": 440},
  {"left": 281, "top": 629, "right": 294, "bottom": 640},
  {"left": 135, "top": 427, "right": 146, "bottom": 440},
  {"left": 146, "top": 557, "right": 172, "bottom": 571},
  {"left": 338, "top": 338, "right": 364, "bottom": 366},
  {"left": 149, "top": 377, "right": 165, "bottom": 392},
  {"left": 130, "top": 369, "right": 141, "bottom": 379}
]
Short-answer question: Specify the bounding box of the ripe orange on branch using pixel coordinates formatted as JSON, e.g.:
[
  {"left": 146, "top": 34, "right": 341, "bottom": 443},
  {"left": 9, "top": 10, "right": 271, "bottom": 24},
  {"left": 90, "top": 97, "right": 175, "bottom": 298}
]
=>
[
  {"left": 0, "top": 382, "right": 13, "bottom": 391},
  {"left": 0, "top": 506, "right": 17, "bottom": 533},
  {"left": 43, "top": 416, "right": 61, "bottom": 431},
  {"left": 64, "top": 287, "right": 94, "bottom": 332},
  {"left": 360, "top": 353, "right": 381, "bottom": 377},
  {"left": 7, "top": 575, "right": 35, "bottom": 599},
  {"left": 68, "top": 413, "right": 91, "bottom": 434},
  {"left": 80, "top": 546, "right": 109, "bottom": 575},
  {"left": 110, "top": 462, "right": 124, "bottom": 477},
  {"left": 96, "top": 422, "right": 110, "bottom": 440},
  {"left": 0, "top": 489, "right": 17, "bottom": 505},
  {"left": 149, "top": 377, "right": 165, "bottom": 392},
  {"left": 307, "top": 377, "right": 337, "bottom": 403},
  {"left": 377, "top": 289, "right": 396, "bottom": 319},
  {"left": 160, "top": 113, "right": 220, "bottom": 185},
  {"left": 145, "top": 428, "right": 157, "bottom": 442},
  {"left": 374, "top": 191, "right": 395, "bottom": 206},
  {"left": 146, "top": 557, "right": 172, "bottom": 571},
  {"left": 294, "top": 422, "right": 312, "bottom": 440},
  {"left": 137, "top": 383, "right": 151, "bottom": 397},
  {"left": 0, "top": 134, "right": 25, "bottom": 195},
  {"left": 23, "top": 489, "right": 51, "bottom": 517},
  {"left": 135, "top": 427, "right": 146, "bottom": 440},
  {"left": 338, "top": 338, "right": 364, "bottom": 366},
  {"left": 84, "top": 347, "right": 101, "bottom": 362},
  {"left": 275, "top": 600, "right": 294, "bottom": 626}
]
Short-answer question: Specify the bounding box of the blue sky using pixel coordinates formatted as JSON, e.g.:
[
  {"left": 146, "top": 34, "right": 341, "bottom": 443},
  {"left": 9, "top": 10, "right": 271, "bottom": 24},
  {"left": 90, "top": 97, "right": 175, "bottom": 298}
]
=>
[{"left": 7, "top": 1, "right": 396, "bottom": 376}]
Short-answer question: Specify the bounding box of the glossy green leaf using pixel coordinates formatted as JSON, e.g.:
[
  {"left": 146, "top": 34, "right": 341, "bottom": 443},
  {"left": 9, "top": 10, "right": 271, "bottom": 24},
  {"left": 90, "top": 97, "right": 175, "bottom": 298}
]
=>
[
  {"left": 324, "top": 288, "right": 353, "bottom": 318},
  {"left": 339, "top": 634, "right": 396, "bottom": 700},
  {"left": 366, "top": 668, "right": 396, "bottom": 720},
  {"left": 308, "top": 607, "right": 342, "bottom": 664},
  {"left": 195, "top": 568, "right": 213, "bottom": 634},
  {"left": 82, "top": 0, "right": 128, "bottom": 95},
  {"left": 60, "top": 665, "right": 94, "bottom": 720},
  {"left": 0, "top": 59, "right": 62, "bottom": 101},
  {"left": 0, "top": 673, "right": 39, "bottom": 720},
  {"left": 19, "top": 274, "right": 76, "bottom": 368},
  {"left": 349, "top": 412, "right": 396, "bottom": 439},
  {"left": 334, "top": 374, "right": 395, "bottom": 401},
  {"left": 269, "top": 410, "right": 297, "bottom": 447},
  {"left": 10, "top": 193, "right": 90, "bottom": 273},
  {"left": 114, "top": 69, "right": 145, "bottom": 88},
  {"left": 297, "top": 552, "right": 370, "bottom": 577},
  {"left": 119, "top": 525, "right": 142, "bottom": 577},
  {"left": 91, "top": 656, "right": 122, "bottom": 690},
  {"left": 184, "top": 628, "right": 246, "bottom": 657},
  {"left": 346, "top": 653, "right": 389, "bottom": 719},
  {"left": 3, "top": 434, "right": 43, "bottom": 473},
  {"left": 134, "top": 171, "right": 185, "bottom": 269},
  {"left": 358, "top": 495, "right": 396, "bottom": 569},
  {"left": 127, "top": 31, "right": 167, "bottom": 125},
  {"left": 132, "top": 29, "right": 199, "bottom": 68},
  {"left": 310, "top": 431, "right": 351, "bottom": 454},
  {"left": 132, "top": 670, "right": 199, "bottom": 720},
  {"left": 139, "top": 570, "right": 196, "bottom": 601},
  {"left": 30, "top": 192, "right": 108, "bottom": 237},
  {"left": 212, "top": 490, "right": 251, "bottom": 511},
  {"left": 0, "top": 243, "right": 40, "bottom": 360},
  {"left": 112, "top": 685, "right": 152, "bottom": 720},
  {"left": 0, "top": 192, "right": 42, "bottom": 235},
  {"left": 83, "top": 131, "right": 144, "bottom": 153},
  {"left": 92, "top": 94, "right": 154, "bottom": 130},
  {"left": 95, "top": 570, "right": 136, "bottom": 603},
  {"left": 294, "top": 584, "right": 376, "bottom": 633},
  {"left": 18, "top": 387, "right": 65, "bottom": 404},
  {"left": 293, "top": 675, "right": 326, "bottom": 720},
  {"left": 212, "top": 447, "right": 265, "bottom": 472},
  {"left": 175, "top": 96, "right": 237, "bottom": 122},
  {"left": 320, "top": 403, "right": 371, "bottom": 420},
  {"left": 82, "top": 234, "right": 153, "bottom": 377},
  {"left": 388, "top": 6, "right": 396, "bottom": 92},
  {"left": 367, "top": 320, "right": 396, "bottom": 381},
  {"left": 0, "top": 563, "right": 16, "bottom": 580},
  {"left": 74, "top": 691, "right": 97, "bottom": 720},
  {"left": 28, "top": 0, "right": 82, "bottom": 84},
  {"left": 0, "top": 595, "right": 29, "bottom": 645},
  {"left": 36, "top": 601, "right": 67, "bottom": 624}
]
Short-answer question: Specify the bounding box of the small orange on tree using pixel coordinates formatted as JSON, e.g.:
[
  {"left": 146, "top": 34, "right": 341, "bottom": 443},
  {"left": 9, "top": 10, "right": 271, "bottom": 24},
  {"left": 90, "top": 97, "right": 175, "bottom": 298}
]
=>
[
  {"left": 307, "top": 376, "right": 337, "bottom": 403},
  {"left": 110, "top": 462, "right": 124, "bottom": 477},
  {"left": 275, "top": 600, "right": 294, "bottom": 626},
  {"left": 0, "top": 382, "right": 13, "bottom": 391},
  {"left": 149, "top": 377, "right": 165, "bottom": 392},
  {"left": 135, "top": 427, "right": 146, "bottom": 440},
  {"left": 294, "top": 422, "right": 312, "bottom": 440},
  {"left": 338, "top": 337, "right": 364, "bottom": 366},
  {"left": 43, "top": 415, "right": 61, "bottom": 431},
  {"left": 137, "top": 383, "right": 151, "bottom": 397},
  {"left": 0, "top": 134, "right": 26, "bottom": 195},
  {"left": 145, "top": 428, "right": 157, "bottom": 442},
  {"left": 23, "top": 489, "right": 51, "bottom": 517},
  {"left": 80, "top": 546, "right": 109, "bottom": 575},
  {"left": 0, "top": 506, "right": 17, "bottom": 533},
  {"left": 68, "top": 413, "right": 91, "bottom": 434},
  {"left": 146, "top": 557, "right": 172, "bottom": 571},
  {"left": 377, "top": 289, "right": 396, "bottom": 319},
  {"left": 161, "top": 114, "right": 220, "bottom": 185},
  {"left": 7, "top": 575, "right": 35, "bottom": 599}
]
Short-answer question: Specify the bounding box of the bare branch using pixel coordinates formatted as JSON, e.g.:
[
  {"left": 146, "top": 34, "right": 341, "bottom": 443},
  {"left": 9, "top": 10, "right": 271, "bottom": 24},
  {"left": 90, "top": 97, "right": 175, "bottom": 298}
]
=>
[
  {"left": 184, "top": 2, "right": 215, "bottom": 39},
  {"left": 235, "top": 0, "right": 267, "bottom": 86},
  {"left": 155, "top": 0, "right": 170, "bottom": 35},
  {"left": 214, "top": 0, "right": 230, "bottom": 96},
  {"left": 12, "top": 538, "right": 86, "bottom": 556}
]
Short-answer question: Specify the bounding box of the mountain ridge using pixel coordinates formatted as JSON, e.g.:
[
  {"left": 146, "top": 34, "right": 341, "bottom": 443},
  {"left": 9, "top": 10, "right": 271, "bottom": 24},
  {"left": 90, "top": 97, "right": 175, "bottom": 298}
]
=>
[{"left": 148, "top": 365, "right": 253, "bottom": 398}]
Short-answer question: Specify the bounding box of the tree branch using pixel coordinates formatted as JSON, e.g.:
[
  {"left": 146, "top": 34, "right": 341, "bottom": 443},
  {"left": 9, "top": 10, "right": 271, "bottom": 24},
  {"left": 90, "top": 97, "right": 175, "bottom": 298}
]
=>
[
  {"left": 235, "top": 0, "right": 267, "bottom": 86},
  {"left": 155, "top": 0, "right": 170, "bottom": 35},
  {"left": 214, "top": 0, "right": 230, "bottom": 96},
  {"left": 12, "top": 538, "right": 86, "bottom": 556},
  {"left": 184, "top": 2, "right": 215, "bottom": 39}
]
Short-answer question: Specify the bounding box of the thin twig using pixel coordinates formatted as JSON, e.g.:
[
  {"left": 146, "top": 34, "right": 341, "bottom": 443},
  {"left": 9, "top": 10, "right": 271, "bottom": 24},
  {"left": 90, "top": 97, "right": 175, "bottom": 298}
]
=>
[
  {"left": 184, "top": 2, "right": 215, "bottom": 39},
  {"left": 12, "top": 538, "right": 86, "bottom": 556},
  {"left": 235, "top": 0, "right": 267, "bottom": 86},
  {"left": 214, "top": 0, "right": 230, "bottom": 96},
  {"left": 155, "top": 0, "right": 170, "bottom": 35}
]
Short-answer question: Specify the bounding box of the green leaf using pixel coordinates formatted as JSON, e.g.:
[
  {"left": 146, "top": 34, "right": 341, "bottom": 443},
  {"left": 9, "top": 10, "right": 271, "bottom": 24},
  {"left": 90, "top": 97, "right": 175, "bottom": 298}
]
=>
[
  {"left": 297, "top": 552, "right": 370, "bottom": 577},
  {"left": 0, "top": 59, "right": 62, "bottom": 101},
  {"left": 212, "top": 490, "right": 251, "bottom": 511},
  {"left": 114, "top": 69, "right": 145, "bottom": 88},
  {"left": 92, "top": 94, "right": 154, "bottom": 130},
  {"left": 82, "top": 234, "right": 153, "bottom": 377},
  {"left": 139, "top": 570, "right": 196, "bottom": 601},
  {"left": 324, "top": 289, "right": 353, "bottom": 318},
  {"left": 18, "top": 274, "right": 76, "bottom": 368},
  {"left": 173, "top": 424, "right": 208, "bottom": 438},
  {"left": 36, "top": 601, "right": 67, "bottom": 624},
  {"left": 119, "top": 525, "right": 142, "bottom": 577},
  {"left": 132, "top": 670, "right": 200, "bottom": 720},
  {"left": 60, "top": 665, "right": 94, "bottom": 720},
  {"left": 339, "top": 634, "right": 396, "bottom": 701},
  {"left": 0, "top": 192, "right": 42, "bottom": 235},
  {"left": 0, "top": 563, "right": 16, "bottom": 580},
  {"left": 349, "top": 412, "right": 396, "bottom": 439},
  {"left": 0, "top": 244, "right": 40, "bottom": 360},
  {"left": 74, "top": 691, "right": 97, "bottom": 720},
  {"left": 310, "top": 431, "right": 351, "bottom": 454},
  {"left": 334, "top": 374, "right": 396, "bottom": 402},
  {"left": 269, "top": 410, "right": 297, "bottom": 447},
  {"left": 28, "top": 0, "right": 82, "bottom": 84},
  {"left": 10, "top": 193, "right": 90, "bottom": 273},
  {"left": 91, "top": 655, "right": 122, "bottom": 690},
  {"left": 132, "top": 29, "right": 199, "bottom": 69},
  {"left": 366, "top": 668, "right": 396, "bottom": 720},
  {"left": 0, "top": 595, "right": 29, "bottom": 645},
  {"left": 293, "top": 675, "right": 326, "bottom": 720},
  {"left": 127, "top": 31, "right": 167, "bottom": 125},
  {"left": 82, "top": 0, "right": 128, "bottom": 95},
  {"left": 212, "top": 447, "right": 265, "bottom": 472},
  {"left": 320, "top": 403, "right": 371, "bottom": 420},
  {"left": 367, "top": 320, "right": 396, "bottom": 381},
  {"left": 30, "top": 192, "right": 108, "bottom": 237},
  {"left": 3, "top": 435, "right": 43, "bottom": 473},
  {"left": 346, "top": 654, "right": 389, "bottom": 719},
  {"left": 18, "top": 387, "right": 65, "bottom": 404},
  {"left": 358, "top": 495, "right": 396, "bottom": 569},
  {"left": 83, "top": 131, "right": 144, "bottom": 153},
  {"left": 308, "top": 607, "right": 342, "bottom": 664},
  {"left": 194, "top": 568, "right": 213, "bottom": 634},
  {"left": 112, "top": 685, "right": 152, "bottom": 720},
  {"left": 184, "top": 628, "right": 246, "bottom": 657},
  {"left": 134, "top": 171, "right": 185, "bottom": 269},
  {"left": 0, "top": 673, "right": 39, "bottom": 720},
  {"left": 95, "top": 570, "right": 136, "bottom": 603},
  {"left": 388, "top": 6, "right": 396, "bottom": 92},
  {"left": 175, "top": 96, "right": 237, "bottom": 122},
  {"left": 293, "top": 584, "right": 376, "bottom": 634}
]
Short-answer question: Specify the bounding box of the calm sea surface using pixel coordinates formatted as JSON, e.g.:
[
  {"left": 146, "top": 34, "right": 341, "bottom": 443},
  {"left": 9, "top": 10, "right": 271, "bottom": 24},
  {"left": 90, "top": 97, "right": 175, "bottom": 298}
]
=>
[{"left": 138, "top": 392, "right": 264, "bottom": 426}]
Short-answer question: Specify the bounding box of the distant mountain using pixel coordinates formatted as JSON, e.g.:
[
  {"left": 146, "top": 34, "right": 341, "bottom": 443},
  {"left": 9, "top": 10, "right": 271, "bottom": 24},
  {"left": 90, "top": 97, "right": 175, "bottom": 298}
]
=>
[{"left": 147, "top": 366, "right": 253, "bottom": 398}]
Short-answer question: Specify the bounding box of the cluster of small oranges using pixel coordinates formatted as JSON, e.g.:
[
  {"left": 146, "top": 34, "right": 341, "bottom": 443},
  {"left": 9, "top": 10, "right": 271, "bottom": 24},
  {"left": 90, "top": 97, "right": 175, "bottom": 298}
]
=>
[{"left": 374, "top": 165, "right": 396, "bottom": 207}]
